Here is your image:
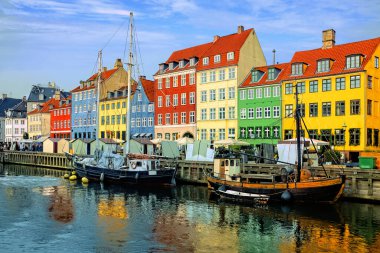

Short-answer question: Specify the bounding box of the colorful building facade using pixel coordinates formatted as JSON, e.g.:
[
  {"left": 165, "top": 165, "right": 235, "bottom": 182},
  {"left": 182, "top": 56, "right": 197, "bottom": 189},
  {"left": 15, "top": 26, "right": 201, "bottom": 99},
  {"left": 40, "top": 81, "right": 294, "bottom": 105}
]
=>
[
  {"left": 130, "top": 76, "right": 155, "bottom": 139},
  {"left": 196, "top": 26, "right": 266, "bottom": 141},
  {"left": 50, "top": 96, "right": 71, "bottom": 139},
  {"left": 4, "top": 98, "right": 27, "bottom": 143},
  {"left": 0, "top": 95, "right": 23, "bottom": 143},
  {"left": 282, "top": 29, "right": 380, "bottom": 161},
  {"left": 238, "top": 63, "right": 289, "bottom": 145}
]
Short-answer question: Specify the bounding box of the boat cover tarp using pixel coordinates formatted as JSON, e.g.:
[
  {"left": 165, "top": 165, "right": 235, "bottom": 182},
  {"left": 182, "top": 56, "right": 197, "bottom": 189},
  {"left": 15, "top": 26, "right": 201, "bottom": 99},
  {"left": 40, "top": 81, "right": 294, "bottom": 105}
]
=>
[
  {"left": 161, "top": 141, "right": 180, "bottom": 158},
  {"left": 185, "top": 140, "right": 214, "bottom": 162},
  {"left": 81, "top": 151, "right": 124, "bottom": 169}
]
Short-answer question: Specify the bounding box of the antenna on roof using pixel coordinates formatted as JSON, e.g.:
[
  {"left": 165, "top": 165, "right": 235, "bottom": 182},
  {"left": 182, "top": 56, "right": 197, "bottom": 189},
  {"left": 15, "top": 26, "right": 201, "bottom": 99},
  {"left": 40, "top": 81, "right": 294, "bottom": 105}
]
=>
[{"left": 272, "top": 49, "right": 276, "bottom": 65}]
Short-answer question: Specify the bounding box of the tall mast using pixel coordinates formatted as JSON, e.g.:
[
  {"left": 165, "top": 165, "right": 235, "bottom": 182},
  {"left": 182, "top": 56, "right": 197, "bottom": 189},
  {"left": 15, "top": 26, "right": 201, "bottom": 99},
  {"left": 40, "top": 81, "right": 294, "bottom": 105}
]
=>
[
  {"left": 125, "top": 12, "right": 133, "bottom": 154},
  {"left": 295, "top": 84, "right": 302, "bottom": 182},
  {"left": 96, "top": 50, "right": 102, "bottom": 150}
]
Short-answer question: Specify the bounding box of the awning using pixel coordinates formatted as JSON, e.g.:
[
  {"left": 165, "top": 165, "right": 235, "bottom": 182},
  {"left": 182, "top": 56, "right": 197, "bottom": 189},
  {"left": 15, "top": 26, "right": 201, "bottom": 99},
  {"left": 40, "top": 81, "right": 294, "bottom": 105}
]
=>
[
  {"left": 146, "top": 133, "right": 152, "bottom": 137},
  {"left": 139, "top": 133, "right": 146, "bottom": 137},
  {"left": 132, "top": 133, "right": 140, "bottom": 138}
]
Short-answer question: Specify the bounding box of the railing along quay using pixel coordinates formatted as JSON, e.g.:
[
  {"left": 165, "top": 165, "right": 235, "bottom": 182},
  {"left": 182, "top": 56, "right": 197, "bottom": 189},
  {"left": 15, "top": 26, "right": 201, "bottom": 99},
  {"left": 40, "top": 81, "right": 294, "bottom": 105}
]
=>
[{"left": 2, "top": 151, "right": 380, "bottom": 202}]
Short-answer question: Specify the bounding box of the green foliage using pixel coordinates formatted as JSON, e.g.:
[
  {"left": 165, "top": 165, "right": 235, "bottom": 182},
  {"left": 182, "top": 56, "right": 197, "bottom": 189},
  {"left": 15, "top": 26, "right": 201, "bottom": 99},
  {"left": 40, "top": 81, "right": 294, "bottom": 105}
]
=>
[{"left": 323, "top": 149, "right": 342, "bottom": 164}]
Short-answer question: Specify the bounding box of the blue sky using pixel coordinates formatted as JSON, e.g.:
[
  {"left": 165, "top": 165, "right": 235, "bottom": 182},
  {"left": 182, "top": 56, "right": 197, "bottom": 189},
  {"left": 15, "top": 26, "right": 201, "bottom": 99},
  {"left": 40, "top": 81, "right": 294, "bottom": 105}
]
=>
[{"left": 1, "top": 0, "right": 380, "bottom": 98}]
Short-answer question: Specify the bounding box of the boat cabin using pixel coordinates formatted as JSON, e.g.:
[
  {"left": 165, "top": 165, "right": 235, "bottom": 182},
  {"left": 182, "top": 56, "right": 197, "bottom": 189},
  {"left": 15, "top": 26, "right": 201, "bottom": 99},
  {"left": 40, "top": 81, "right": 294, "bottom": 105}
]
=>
[
  {"left": 128, "top": 158, "right": 160, "bottom": 175},
  {"left": 213, "top": 155, "right": 241, "bottom": 181}
]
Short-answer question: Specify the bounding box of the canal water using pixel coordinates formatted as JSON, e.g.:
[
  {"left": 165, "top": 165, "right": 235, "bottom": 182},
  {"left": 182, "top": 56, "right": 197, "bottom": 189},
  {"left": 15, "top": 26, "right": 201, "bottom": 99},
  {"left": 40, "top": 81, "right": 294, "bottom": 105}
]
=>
[{"left": 1, "top": 164, "right": 380, "bottom": 253}]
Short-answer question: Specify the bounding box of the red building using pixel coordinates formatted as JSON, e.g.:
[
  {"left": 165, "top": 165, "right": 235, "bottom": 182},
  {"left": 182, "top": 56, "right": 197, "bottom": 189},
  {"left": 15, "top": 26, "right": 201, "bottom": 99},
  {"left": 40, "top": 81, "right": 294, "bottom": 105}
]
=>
[
  {"left": 50, "top": 96, "right": 71, "bottom": 138},
  {"left": 154, "top": 42, "right": 213, "bottom": 140}
]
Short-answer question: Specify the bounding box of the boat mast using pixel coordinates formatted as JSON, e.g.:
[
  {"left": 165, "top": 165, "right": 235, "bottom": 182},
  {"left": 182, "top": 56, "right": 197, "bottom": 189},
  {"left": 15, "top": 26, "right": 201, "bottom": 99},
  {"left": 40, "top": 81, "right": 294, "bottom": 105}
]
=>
[
  {"left": 125, "top": 12, "right": 133, "bottom": 155},
  {"left": 96, "top": 50, "right": 102, "bottom": 151},
  {"left": 295, "top": 83, "right": 302, "bottom": 182}
]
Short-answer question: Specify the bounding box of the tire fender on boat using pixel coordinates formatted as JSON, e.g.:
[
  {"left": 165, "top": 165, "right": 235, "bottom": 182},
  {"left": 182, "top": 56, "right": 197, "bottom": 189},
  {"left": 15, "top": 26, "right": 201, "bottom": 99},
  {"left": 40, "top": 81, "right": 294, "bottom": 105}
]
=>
[
  {"left": 281, "top": 190, "right": 293, "bottom": 202},
  {"left": 131, "top": 161, "right": 137, "bottom": 169}
]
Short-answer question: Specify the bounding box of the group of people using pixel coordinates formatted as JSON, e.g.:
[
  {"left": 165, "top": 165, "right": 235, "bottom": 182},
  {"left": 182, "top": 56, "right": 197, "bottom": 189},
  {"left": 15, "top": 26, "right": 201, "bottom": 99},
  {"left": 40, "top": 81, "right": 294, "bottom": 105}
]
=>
[{"left": 0, "top": 141, "right": 42, "bottom": 152}]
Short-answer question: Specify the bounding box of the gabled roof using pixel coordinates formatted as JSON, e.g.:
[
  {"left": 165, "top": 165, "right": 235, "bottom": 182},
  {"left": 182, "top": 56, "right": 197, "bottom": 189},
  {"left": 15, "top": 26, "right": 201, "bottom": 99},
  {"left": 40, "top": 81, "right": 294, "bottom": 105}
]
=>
[
  {"left": 71, "top": 68, "right": 119, "bottom": 93},
  {"left": 140, "top": 77, "right": 155, "bottom": 102},
  {"left": 5, "top": 100, "right": 27, "bottom": 118},
  {"left": 27, "top": 85, "right": 58, "bottom": 102},
  {"left": 197, "top": 28, "right": 253, "bottom": 71},
  {"left": 28, "top": 97, "right": 61, "bottom": 115},
  {"left": 240, "top": 63, "right": 290, "bottom": 88},
  {"left": 282, "top": 37, "right": 380, "bottom": 81},
  {"left": 0, "top": 97, "right": 22, "bottom": 117}
]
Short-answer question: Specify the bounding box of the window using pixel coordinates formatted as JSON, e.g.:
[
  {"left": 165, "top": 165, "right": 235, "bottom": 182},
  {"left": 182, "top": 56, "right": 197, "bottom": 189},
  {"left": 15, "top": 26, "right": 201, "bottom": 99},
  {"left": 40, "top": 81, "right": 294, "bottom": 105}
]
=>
[
  {"left": 285, "top": 104, "right": 293, "bottom": 118},
  {"left": 190, "top": 58, "right": 195, "bottom": 66},
  {"left": 181, "top": 112, "right": 186, "bottom": 124},
  {"left": 200, "top": 129, "right": 207, "bottom": 140},
  {"left": 268, "top": 68, "right": 275, "bottom": 80},
  {"left": 165, "top": 77, "right": 170, "bottom": 88},
  {"left": 321, "top": 129, "right": 332, "bottom": 143},
  {"left": 189, "top": 111, "right": 195, "bottom": 123},
  {"left": 214, "top": 55, "right": 221, "bottom": 63},
  {"left": 228, "top": 107, "right": 235, "bottom": 119},
  {"left": 350, "top": 100, "right": 360, "bottom": 115},
  {"left": 322, "top": 102, "right": 331, "bottom": 116},
  {"left": 200, "top": 91, "right": 207, "bottom": 102},
  {"left": 190, "top": 73, "right": 195, "bottom": 85},
  {"left": 181, "top": 93, "right": 186, "bottom": 105},
  {"left": 336, "top": 101, "right": 345, "bottom": 116},
  {"left": 209, "top": 71, "right": 216, "bottom": 82},
  {"left": 255, "top": 127, "right": 262, "bottom": 138},
  {"left": 219, "top": 128, "right": 226, "bottom": 140},
  {"left": 248, "top": 108, "right": 254, "bottom": 119},
  {"left": 256, "top": 88, "right": 262, "bottom": 98},
  {"left": 317, "top": 59, "right": 330, "bottom": 72},
  {"left": 291, "top": 63, "right": 303, "bottom": 75},
  {"left": 219, "top": 108, "right": 225, "bottom": 119},
  {"left": 210, "top": 89, "right": 216, "bottom": 101},
  {"left": 173, "top": 94, "right": 178, "bottom": 106},
  {"left": 227, "top": 52, "right": 234, "bottom": 61},
  {"left": 368, "top": 75, "right": 373, "bottom": 89},
  {"left": 190, "top": 92, "right": 195, "bottom": 104},
  {"left": 285, "top": 83, "right": 293, "bottom": 94},
  {"left": 273, "top": 86, "right": 280, "bottom": 97},
  {"left": 228, "top": 87, "right": 235, "bottom": 99},
  {"left": 273, "top": 106, "right": 280, "bottom": 118},
  {"left": 336, "top": 77, "right": 345, "bottom": 90},
  {"left": 309, "top": 103, "right": 318, "bottom": 117},
  {"left": 158, "top": 79, "right": 162, "bottom": 89},
  {"left": 240, "top": 90, "right": 246, "bottom": 100},
  {"left": 201, "top": 109, "right": 207, "bottom": 120},
  {"left": 117, "top": 115, "right": 121, "bottom": 124},
  {"left": 179, "top": 60, "right": 184, "bottom": 68},
  {"left": 264, "top": 87, "right": 271, "bottom": 97},
  {"left": 210, "top": 129, "right": 216, "bottom": 140},
  {"left": 201, "top": 73, "right": 207, "bottom": 83},
  {"left": 158, "top": 96, "right": 162, "bottom": 107},
  {"left": 256, "top": 107, "right": 262, "bottom": 118},
  {"left": 173, "top": 113, "right": 178, "bottom": 124},
  {"left": 210, "top": 108, "right": 216, "bottom": 119},
  {"left": 219, "top": 88, "right": 225, "bottom": 100},
  {"left": 349, "top": 128, "right": 360, "bottom": 145},
  {"left": 350, "top": 75, "right": 360, "bottom": 88},
  {"left": 181, "top": 74, "right": 186, "bottom": 86},
  {"left": 111, "top": 115, "right": 115, "bottom": 125},
  {"left": 203, "top": 57, "right": 209, "bottom": 65},
  {"left": 148, "top": 104, "right": 153, "bottom": 112},
  {"left": 368, "top": 99, "right": 372, "bottom": 115},
  {"left": 252, "top": 71, "right": 259, "bottom": 82},
  {"left": 374, "top": 129, "right": 379, "bottom": 146},
  {"left": 346, "top": 55, "right": 360, "bottom": 69},
  {"left": 173, "top": 76, "right": 178, "bottom": 87},
  {"left": 264, "top": 107, "right": 271, "bottom": 118},
  {"left": 309, "top": 80, "right": 318, "bottom": 93},
  {"left": 166, "top": 95, "right": 170, "bottom": 107},
  {"left": 322, "top": 79, "right": 331, "bottom": 91},
  {"left": 308, "top": 129, "right": 318, "bottom": 140},
  {"left": 228, "top": 68, "right": 235, "bottom": 79},
  {"left": 240, "top": 108, "right": 247, "bottom": 119},
  {"left": 296, "top": 82, "right": 305, "bottom": 94},
  {"left": 263, "top": 127, "right": 271, "bottom": 138},
  {"left": 219, "top": 69, "right": 225, "bottom": 80},
  {"left": 367, "top": 128, "right": 373, "bottom": 146},
  {"left": 248, "top": 89, "right": 254, "bottom": 99},
  {"left": 299, "top": 103, "right": 305, "bottom": 117},
  {"left": 375, "top": 56, "right": 379, "bottom": 69},
  {"left": 284, "top": 130, "right": 293, "bottom": 140},
  {"left": 228, "top": 128, "right": 235, "bottom": 139}
]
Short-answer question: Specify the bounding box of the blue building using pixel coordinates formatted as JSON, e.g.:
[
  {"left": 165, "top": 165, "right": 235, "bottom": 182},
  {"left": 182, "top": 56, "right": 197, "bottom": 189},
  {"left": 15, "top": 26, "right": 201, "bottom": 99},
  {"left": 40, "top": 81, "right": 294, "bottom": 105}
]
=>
[{"left": 130, "top": 76, "right": 155, "bottom": 139}]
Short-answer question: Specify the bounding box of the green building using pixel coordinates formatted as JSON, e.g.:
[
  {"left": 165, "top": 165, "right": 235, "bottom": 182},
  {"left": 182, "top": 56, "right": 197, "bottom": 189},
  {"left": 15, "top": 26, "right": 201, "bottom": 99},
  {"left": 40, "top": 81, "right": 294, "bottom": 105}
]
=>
[{"left": 238, "top": 63, "right": 289, "bottom": 146}]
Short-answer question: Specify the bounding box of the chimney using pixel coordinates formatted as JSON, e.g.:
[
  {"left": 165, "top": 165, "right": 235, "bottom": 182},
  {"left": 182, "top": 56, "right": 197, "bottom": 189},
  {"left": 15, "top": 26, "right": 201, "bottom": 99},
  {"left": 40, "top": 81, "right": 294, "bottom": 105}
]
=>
[
  {"left": 114, "top": 58, "right": 123, "bottom": 68},
  {"left": 213, "top": 35, "right": 220, "bottom": 42},
  {"left": 2, "top": 94, "right": 7, "bottom": 99},
  {"left": 54, "top": 90, "right": 61, "bottom": 100},
  {"left": 139, "top": 75, "right": 146, "bottom": 80},
  {"left": 237, "top": 25, "right": 244, "bottom": 34},
  {"left": 102, "top": 67, "right": 108, "bottom": 72},
  {"left": 322, "top": 29, "right": 336, "bottom": 49}
]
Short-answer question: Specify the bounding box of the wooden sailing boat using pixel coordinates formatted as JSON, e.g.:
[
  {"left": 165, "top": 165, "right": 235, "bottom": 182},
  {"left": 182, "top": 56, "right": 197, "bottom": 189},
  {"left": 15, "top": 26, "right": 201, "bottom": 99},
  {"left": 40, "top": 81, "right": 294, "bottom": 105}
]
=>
[
  {"left": 74, "top": 12, "right": 177, "bottom": 185},
  {"left": 207, "top": 85, "right": 346, "bottom": 204}
]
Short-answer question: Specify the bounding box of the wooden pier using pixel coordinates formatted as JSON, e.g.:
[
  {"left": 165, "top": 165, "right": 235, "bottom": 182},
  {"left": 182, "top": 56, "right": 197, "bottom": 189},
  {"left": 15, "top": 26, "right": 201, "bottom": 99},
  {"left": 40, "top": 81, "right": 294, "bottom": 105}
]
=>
[{"left": 2, "top": 150, "right": 380, "bottom": 202}]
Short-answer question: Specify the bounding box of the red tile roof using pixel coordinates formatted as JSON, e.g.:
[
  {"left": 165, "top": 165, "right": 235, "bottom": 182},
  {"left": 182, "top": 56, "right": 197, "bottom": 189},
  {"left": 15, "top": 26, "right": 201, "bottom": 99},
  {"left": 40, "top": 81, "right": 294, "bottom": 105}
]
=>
[
  {"left": 197, "top": 28, "right": 253, "bottom": 71},
  {"left": 282, "top": 37, "right": 380, "bottom": 81},
  {"left": 28, "top": 97, "right": 61, "bottom": 115},
  {"left": 71, "top": 68, "right": 119, "bottom": 93},
  {"left": 240, "top": 63, "right": 290, "bottom": 88},
  {"left": 140, "top": 78, "right": 155, "bottom": 102}
]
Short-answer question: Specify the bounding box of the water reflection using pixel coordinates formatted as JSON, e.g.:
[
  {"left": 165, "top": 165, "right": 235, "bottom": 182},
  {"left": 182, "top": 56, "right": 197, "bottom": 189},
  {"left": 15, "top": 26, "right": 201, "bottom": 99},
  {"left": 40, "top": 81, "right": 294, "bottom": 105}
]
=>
[{"left": 1, "top": 164, "right": 380, "bottom": 252}]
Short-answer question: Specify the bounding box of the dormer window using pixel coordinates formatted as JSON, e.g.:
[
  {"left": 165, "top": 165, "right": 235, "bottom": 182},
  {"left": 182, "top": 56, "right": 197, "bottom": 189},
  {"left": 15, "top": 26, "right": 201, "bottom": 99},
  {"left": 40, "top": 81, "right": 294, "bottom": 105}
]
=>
[
  {"left": 214, "top": 55, "right": 221, "bottom": 63},
  {"left": 317, "top": 59, "right": 330, "bottom": 72},
  {"left": 169, "top": 62, "right": 174, "bottom": 70},
  {"left": 346, "top": 54, "right": 361, "bottom": 69},
  {"left": 268, "top": 68, "right": 275, "bottom": 80},
  {"left": 252, "top": 70, "right": 263, "bottom": 82},
  {"left": 291, "top": 63, "right": 304, "bottom": 75},
  {"left": 203, "top": 57, "right": 209, "bottom": 66},
  {"left": 227, "top": 52, "right": 234, "bottom": 61},
  {"left": 190, "top": 58, "right": 197, "bottom": 66},
  {"left": 179, "top": 60, "right": 184, "bottom": 68}
]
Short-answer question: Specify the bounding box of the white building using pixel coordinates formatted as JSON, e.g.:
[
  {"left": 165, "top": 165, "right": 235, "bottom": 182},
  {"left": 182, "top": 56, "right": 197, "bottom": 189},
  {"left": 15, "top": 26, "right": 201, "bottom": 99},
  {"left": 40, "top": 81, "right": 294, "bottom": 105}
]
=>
[{"left": 4, "top": 98, "right": 27, "bottom": 143}]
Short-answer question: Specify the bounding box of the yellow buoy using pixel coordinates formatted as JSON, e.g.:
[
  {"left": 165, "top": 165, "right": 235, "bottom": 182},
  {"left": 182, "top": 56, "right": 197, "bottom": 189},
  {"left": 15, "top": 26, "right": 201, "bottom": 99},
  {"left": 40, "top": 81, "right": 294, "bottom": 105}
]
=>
[
  {"left": 69, "top": 175, "right": 77, "bottom": 181},
  {"left": 63, "top": 173, "right": 69, "bottom": 179},
  {"left": 71, "top": 171, "right": 76, "bottom": 175},
  {"left": 81, "top": 177, "right": 89, "bottom": 184}
]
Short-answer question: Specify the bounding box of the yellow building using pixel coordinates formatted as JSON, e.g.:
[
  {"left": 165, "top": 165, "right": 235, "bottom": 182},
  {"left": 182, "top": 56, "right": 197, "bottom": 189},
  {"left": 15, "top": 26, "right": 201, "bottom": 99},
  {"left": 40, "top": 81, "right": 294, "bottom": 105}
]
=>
[
  {"left": 99, "top": 86, "right": 134, "bottom": 141},
  {"left": 282, "top": 29, "right": 380, "bottom": 161},
  {"left": 196, "top": 26, "right": 266, "bottom": 140}
]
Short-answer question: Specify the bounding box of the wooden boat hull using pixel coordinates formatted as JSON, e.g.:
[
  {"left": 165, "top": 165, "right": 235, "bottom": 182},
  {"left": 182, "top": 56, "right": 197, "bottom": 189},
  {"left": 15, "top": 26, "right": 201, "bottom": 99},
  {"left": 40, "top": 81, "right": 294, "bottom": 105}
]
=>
[
  {"left": 208, "top": 175, "right": 345, "bottom": 204},
  {"left": 74, "top": 161, "right": 176, "bottom": 185}
]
